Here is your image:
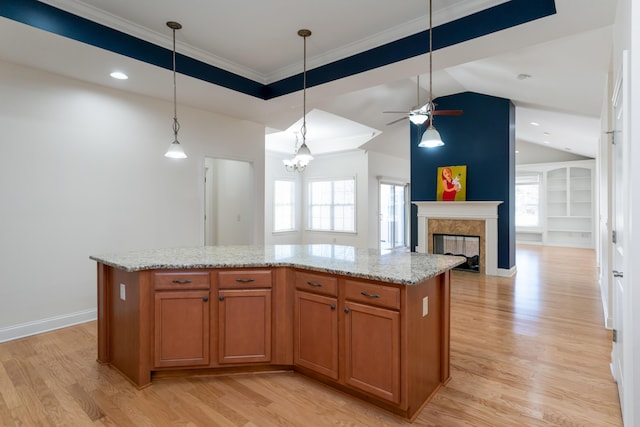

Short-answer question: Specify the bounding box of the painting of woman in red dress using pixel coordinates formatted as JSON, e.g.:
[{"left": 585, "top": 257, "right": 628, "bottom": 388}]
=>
[{"left": 437, "top": 165, "right": 466, "bottom": 201}]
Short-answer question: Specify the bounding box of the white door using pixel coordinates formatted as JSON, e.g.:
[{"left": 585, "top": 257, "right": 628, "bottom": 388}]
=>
[{"left": 611, "top": 50, "right": 628, "bottom": 416}]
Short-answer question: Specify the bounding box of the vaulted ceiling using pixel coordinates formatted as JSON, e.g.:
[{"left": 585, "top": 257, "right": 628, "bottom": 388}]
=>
[{"left": 0, "top": 0, "right": 617, "bottom": 158}]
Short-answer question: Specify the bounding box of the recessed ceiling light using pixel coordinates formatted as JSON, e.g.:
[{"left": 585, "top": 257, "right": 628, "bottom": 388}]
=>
[
  {"left": 515, "top": 150, "right": 520, "bottom": 154},
  {"left": 110, "top": 71, "right": 128, "bottom": 80},
  {"left": 530, "top": 122, "right": 540, "bottom": 126}
]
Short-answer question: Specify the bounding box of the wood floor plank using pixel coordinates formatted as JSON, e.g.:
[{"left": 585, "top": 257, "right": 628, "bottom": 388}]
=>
[{"left": 0, "top": 245, "right": 623, "bottom": 426}]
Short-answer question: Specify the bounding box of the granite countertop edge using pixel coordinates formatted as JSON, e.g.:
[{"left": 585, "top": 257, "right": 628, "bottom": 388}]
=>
[{"left": 89, "top": 245, "right": 466, "bottom": 286}]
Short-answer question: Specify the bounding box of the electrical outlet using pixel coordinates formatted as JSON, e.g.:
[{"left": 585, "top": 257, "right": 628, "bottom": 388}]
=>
[
  {"left": 120, "top": 283, "right": 126, "bottom": 301},
  {"left": 422, "top": 296, "right": 429, "bottom": 316}
]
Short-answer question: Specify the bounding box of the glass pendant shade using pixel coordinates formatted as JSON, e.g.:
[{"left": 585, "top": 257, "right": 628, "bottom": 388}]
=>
[
  {"left": 165, "top": 139, "right": 187, "bottom": 158},
  {"left": 293, "top": 142, "right": 313, "bottom": 165},
  {"left": 409, "top": 113, "right": 429, "bottom": 125},
  {"left": 418, "top": 124, "right": 444, "bottom": 148}
]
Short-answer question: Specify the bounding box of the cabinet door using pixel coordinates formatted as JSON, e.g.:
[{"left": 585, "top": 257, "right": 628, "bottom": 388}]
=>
[
  {"left": 218, "top": 289, "right": 272, "bottom": 364},
  {"left": 154, "top": 290, "right": 210, "bottom": 368},
  {"left": 344, "top": 301, "right": 400, "bottom": 403},
  {"left": 294, "top": 291, "right": 339, "bottom": 380}
]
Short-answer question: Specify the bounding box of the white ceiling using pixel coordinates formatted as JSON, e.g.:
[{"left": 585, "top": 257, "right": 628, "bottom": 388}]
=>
[{"left": 0, "top": 0, "right": 617, "bottom": 159}]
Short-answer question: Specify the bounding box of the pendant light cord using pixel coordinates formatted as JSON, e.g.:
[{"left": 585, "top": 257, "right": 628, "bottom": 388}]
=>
[
  {"left": 301, "top": 32, "right": 308, "bottom": 143},
  {"left": 172, "top": 26, "right": 180, "bottom": 139},
  {"left": 428, "top": 0, "right": 433, "bottom": 115}
]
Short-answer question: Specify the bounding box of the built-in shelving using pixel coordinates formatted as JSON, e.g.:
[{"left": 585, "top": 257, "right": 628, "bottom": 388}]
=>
[{"left": 516, "top": 160, "right": 595, "bottom": 248}]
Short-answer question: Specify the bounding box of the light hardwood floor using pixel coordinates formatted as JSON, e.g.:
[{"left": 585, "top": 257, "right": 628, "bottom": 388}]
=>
[{"left": 0, "top": 245, "right": 622, "bottom": 426}]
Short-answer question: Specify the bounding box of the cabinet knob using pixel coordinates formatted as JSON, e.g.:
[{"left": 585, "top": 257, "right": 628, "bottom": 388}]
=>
[
  {"left": 306, "top": 281, "right": 322, "bottom": 287},
  {"left": 202, "top": 297, "right": 209, "bottom": 302},
  {"left": 218, "top": 296, "right": 225, "bottom": 301},
  {"left": 235, "top": 278, "right": 255, "bottom": 283},
  {"left": 613, "top": 270, "right": 624, "bottom": 278},
  {"left": 344, "top": 307, "right": 350, "bottom": 314},
  {"left": 330, "top": 304, "right": 336, "bottom": 310},
  {"left": 171, "top": 279, "right": 192, "bottom": 284}
]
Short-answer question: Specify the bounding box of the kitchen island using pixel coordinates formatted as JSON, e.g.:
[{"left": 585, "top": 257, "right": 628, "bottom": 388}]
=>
[{"left": 91, "top": 244, "right": 464, "bottom": 421}]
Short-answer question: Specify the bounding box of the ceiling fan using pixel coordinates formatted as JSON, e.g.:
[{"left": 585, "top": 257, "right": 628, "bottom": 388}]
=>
[{"left": 383, "top": 0, "right": 462, "bottom": 131}]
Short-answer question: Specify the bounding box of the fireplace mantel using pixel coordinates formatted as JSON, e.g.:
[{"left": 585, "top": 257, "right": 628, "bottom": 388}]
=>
[{"left": 413, "top": 201, "right": 506, "bottom": 276}]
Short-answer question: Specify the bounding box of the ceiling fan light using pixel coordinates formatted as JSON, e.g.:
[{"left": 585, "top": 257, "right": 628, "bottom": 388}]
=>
[
  {"left": 409, "top": 114, "right": 429, "bottom": 125},
  {"left": 418, "top": 125, "right": 444, "bottom": 148}
]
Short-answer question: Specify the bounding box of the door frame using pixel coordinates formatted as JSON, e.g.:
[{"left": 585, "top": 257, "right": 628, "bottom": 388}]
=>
[{"left": 611, "top": 49, "right": 636, "bottom": 426}]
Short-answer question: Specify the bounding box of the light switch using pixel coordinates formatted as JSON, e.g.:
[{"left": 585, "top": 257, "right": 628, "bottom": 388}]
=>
[
  {"left": 422, "top": 296, "right": 428, "bottom": 316},
  {"left": 120, "top": 283, "right": 126, "bottom": 301}
]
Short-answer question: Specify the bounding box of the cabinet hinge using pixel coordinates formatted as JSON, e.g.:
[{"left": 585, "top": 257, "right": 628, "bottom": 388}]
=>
[
  {"left": 613, "top": 329, "right": 618, "bottom": 343},
  {"left": 605, "top": 130, "right": 617, "bottom": 145},
  {"left": 612, "top": 230, "right": 617, "bottom": 244}
]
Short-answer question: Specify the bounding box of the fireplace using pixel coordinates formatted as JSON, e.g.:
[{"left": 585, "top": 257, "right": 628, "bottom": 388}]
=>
[
  {"left": 433, "top": 234, "right": 480, "bottom": 272},
  {"left": 413, "top": 201, "right": 510, "bottom": 276}
]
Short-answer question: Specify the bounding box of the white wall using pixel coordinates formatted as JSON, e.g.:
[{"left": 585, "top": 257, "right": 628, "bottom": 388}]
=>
[
  {"left": 0, "top": 60, "right": 265, "bottom": 339},
  {"left": 516, "top": 140, "right": 592, "bottom": 164},
  {"left": 367, "top": 152, "right": 411, "bottom": 249}
]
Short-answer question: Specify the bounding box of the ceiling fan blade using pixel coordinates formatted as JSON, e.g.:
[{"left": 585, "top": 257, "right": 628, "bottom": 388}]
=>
[
  {"left": 383, "top": 110, "right": 409, "bottom": 114},
  {"left": 386, "top": 116, "right": 408, "bottom": 126},
  {"left": 432, "top": 110, "right": 463, "bottom": 116}
]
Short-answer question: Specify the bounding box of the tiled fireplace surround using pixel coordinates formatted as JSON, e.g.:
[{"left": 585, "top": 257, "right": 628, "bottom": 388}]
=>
[{"left": 413, "top": 201, "right": 508, "bottom": 276}]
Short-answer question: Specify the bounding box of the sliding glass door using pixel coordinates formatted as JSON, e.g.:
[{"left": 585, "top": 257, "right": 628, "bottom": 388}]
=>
[{"left": 380, "top": 183, "right": 407, "bottom": 250}]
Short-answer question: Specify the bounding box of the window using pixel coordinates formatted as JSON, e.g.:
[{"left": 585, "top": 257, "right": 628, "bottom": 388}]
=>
[
  {"left": 515, "top": 172, "right": 542, "bottom": 227},
  {"left": 274, "top": 179, "right": 295, "bottom": 232},
  {"left": 308, "top": 178, "right": 356, "bottom": 232}
]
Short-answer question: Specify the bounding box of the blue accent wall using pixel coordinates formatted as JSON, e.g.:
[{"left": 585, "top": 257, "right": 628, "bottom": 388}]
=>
[{"left": 410, "top": 92, "right": 516, "bottom": 270}]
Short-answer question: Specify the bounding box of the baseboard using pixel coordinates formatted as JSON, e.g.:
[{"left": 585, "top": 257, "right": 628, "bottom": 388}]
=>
[
  {"left": 0, "top": 309, "right": 97, "bottom": 343},
  {"left": 497, "top": 266, "right": 517, "bottom": 277}
]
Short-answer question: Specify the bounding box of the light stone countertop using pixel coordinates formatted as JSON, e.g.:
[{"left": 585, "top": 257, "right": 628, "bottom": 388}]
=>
[{"left": 90, "top": 244, "right": 466, "bottom": 285}]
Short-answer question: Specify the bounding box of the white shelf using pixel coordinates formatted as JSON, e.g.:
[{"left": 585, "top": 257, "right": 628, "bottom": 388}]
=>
[{"left": 517, "top": 160, "right": 594, "bottom": 249}]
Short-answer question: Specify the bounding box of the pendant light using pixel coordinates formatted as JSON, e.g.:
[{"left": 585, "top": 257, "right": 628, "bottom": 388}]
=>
[
  {"left": 164, "top": 21, "right": 187, "bottom": 159},
  {"left": 419, "top": 0, "right": 444, "bottom": 148},
  {"left": 283, "top": 29, "right": 313, "bottom": 172}
]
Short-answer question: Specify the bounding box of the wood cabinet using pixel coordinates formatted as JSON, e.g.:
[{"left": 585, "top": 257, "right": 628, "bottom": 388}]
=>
[
  {"left": 294, "top": 272, "right": 401, "bottom": 404},
  {"left": 153, "top": 272, "right": 210, "bottom": 368},
  {"left": 218, "top": 270, "right": 272, "bottom": 364},
  {"left": 294, "top": 271, "right": 339, "bottom": 380},
  {"left": 343, "top": 279, "right": 400, "bottom": 404},
  {"left": 96, "top": 260, "right": 452, "bottom": 421}
]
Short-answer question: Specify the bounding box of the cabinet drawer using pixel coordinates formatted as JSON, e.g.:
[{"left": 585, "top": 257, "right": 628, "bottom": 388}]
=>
[
  {"left": 295, "top": 271, "right": 338, "bottom": 297},
  {"left": 154, "top": 272, "right": 210, "bottom": 290},
  {"left": 344, "top": 280, "right": 400, "bottom": 310},
  {"left": 218, "top": 270, "right": 272, "bottom": 289}
]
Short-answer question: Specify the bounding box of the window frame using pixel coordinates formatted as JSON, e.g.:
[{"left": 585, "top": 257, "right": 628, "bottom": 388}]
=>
[{"left": 306, "top": 176, "right": 357, "bottom": 233}]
